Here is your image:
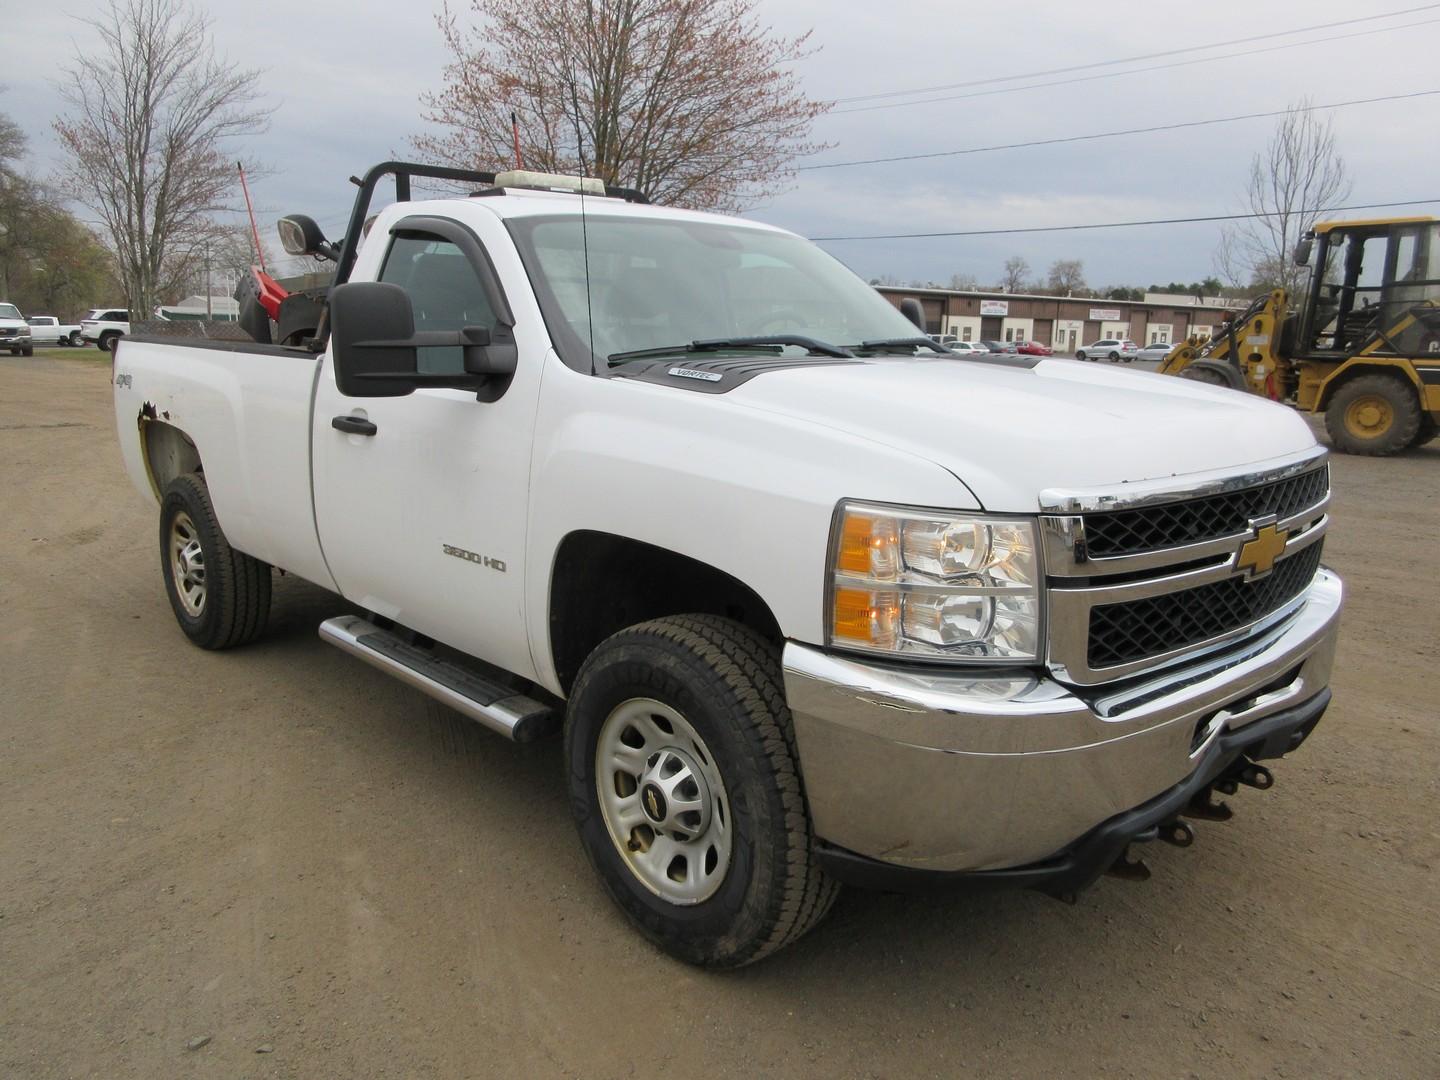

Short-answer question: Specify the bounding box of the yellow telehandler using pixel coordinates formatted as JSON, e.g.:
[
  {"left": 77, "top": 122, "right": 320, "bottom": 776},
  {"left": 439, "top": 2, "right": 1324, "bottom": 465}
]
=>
[{"left": 1159, "top": 215, "right": 1440, "bottom": 454}]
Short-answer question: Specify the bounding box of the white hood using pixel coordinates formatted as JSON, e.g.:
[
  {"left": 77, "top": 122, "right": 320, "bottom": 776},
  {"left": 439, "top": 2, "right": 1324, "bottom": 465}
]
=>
[{"left": 727, "top": 356, "right": 1318, "bottom": 511}]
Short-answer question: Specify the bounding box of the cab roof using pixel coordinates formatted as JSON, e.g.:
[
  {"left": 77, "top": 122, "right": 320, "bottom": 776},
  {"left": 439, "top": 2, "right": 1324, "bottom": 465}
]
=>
[{"left": 1312, "top": 215, "right": 1435, "bottom": 234}]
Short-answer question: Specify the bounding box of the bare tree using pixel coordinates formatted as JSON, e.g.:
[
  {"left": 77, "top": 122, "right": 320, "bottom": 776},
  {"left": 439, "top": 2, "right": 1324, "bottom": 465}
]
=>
[
  {"left": 1047, "top": 259, "right": 1086, "bottom": 295},
  {"left": 413, "top": 0, "right": 828, "bottom": 212},
  {"left": 948, "top": 272, "right": 978, "bottom": 291},
  {"left": 1215, "top": 100, "right": 1350, "bottom": 297},
  {"left": 52, "top": 0, "right": 267, "bottom": 317},
  {"left": 999, "top": 256, "right": 1029, "bottom": 293}
]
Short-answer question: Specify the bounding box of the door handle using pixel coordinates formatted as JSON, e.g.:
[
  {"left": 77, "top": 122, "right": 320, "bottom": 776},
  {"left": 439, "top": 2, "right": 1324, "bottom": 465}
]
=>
[{"left": 331, "top": 415, "right": 377, "bottom": 436}]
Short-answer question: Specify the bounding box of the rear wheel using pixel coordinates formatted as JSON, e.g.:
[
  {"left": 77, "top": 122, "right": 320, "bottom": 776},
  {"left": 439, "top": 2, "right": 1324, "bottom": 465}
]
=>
[
  {"left": 98, "top": 332, "right": 119, "bottom": 352},
  {"left": 67, "top": 331, "right": 83, "bottom": 347},
  {"left": 1075, "top": 351, "right": 1087, "bottom": 361},
  {"left": 159, "top": 474, "right": 271, "bottom": 649},
  {"left": 565, "top": 615, "right": 838, "bottom": 967},
  {"left": 1107, "top": 351, "right": 1119, "bottom": 362},
  {"left": 1324, "top": 373, "right": 1421, "bottom": 456}
]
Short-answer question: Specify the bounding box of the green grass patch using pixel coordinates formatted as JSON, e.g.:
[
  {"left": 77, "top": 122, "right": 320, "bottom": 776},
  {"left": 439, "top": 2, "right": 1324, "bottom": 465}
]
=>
[{"left": 24, "top": 346, "right": 111, "bottom": 362}]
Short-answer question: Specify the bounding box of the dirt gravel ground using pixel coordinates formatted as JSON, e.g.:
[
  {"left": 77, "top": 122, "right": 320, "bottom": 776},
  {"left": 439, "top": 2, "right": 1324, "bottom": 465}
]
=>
[{"left": 2, "top": 354, "right": 1437, "bottom": 1079}]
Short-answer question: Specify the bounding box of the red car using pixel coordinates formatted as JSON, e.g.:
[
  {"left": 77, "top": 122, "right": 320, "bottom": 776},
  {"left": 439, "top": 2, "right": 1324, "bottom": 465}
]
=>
[{"left": 1015, "top": 340, "right": 1053, "bottom": 356}]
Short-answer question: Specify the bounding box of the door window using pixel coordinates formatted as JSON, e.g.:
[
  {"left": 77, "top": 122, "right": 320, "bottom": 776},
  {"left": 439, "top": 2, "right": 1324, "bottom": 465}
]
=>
[{"left": 380, "top": 233, "right": 498, "bottom": 374}]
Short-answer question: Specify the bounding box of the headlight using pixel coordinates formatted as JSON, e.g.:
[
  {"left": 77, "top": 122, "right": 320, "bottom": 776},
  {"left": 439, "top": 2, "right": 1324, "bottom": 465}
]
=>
[{"left": 827, "top": 502, "right": 1042, "bottom": 662}]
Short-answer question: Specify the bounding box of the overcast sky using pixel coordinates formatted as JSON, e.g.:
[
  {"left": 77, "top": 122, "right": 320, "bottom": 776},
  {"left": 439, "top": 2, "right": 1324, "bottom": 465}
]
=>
[{"left": 5, "top": 0, "right": 1438, "bottom": 289}]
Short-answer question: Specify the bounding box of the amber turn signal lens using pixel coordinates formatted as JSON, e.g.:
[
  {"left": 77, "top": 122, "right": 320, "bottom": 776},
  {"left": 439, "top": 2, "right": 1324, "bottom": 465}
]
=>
[
  {"left": 831, "top": 586, "right": 900, "bottom": 648},
  {"left": 836, "top": 512, "right": 900, "bottom": 579}
]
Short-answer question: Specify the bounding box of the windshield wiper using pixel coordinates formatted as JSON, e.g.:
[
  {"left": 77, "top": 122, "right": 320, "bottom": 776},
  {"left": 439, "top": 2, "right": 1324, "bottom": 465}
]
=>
[
  {"left": 608, "top": 335, "right": 853, "bottom": 365},
  {"left": 852, "top": 337, "right": 953, "bottom": 354}
]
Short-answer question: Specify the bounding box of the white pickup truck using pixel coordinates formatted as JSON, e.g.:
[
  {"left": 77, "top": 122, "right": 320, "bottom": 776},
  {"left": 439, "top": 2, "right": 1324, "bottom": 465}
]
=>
[
  {"left": 113, "top": 163, "right": 1342, "bottom": 967},
  {"left": 25, "top": 315, "right": 83, "bottom": 347},
  {"left": 1, "top": 302, "right": 34, "bottom": 355}
]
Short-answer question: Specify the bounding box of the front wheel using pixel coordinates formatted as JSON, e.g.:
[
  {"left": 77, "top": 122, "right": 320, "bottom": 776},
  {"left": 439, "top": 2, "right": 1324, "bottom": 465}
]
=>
[
  {"left": 565, "top": 615, "right": 838, "bottom": 967},
  {"left": 1324, "top": 373, "right": 1421, "bottom": 456},
  {"left": 159, "top": 475, "right": 272, "bottom": 649}
]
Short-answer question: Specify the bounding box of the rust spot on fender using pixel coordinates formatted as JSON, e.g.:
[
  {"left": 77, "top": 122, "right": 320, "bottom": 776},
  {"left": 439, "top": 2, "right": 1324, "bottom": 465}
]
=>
[{"left": 139, "top": 401, "right": 158, "bottom": 421}]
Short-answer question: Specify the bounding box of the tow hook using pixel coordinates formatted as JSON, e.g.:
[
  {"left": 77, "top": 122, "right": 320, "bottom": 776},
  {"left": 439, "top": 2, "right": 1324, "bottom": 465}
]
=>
[
  {"left": 1157, "top": 819, "right": 1195, "bottom": 848},
  {"left": 1236, "top": 761, "right": 1274, "bottom": 790}
]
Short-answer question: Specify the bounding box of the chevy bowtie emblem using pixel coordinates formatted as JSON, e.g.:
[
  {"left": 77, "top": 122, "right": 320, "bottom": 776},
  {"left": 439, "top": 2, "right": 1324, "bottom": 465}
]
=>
[{"left": 1236, "top": 521, "right": 1289, "bottom": 578}]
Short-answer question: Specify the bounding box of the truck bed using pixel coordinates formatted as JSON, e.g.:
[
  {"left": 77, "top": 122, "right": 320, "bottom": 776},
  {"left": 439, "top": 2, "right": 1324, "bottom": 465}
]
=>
[{"left": 112, "top": 336, "right": 336, "bottom": 591}]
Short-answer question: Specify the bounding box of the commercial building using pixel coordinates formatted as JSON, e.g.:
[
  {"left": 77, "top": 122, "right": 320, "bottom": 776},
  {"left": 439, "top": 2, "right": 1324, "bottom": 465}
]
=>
[{"left": 876, "top": 286, "right": 1241, "bottom": 352}]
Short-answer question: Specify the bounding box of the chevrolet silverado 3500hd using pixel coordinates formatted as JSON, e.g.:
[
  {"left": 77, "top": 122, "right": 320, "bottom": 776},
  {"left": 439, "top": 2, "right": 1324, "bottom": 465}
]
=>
[{"left": 113, "top": 163, "right": 1342, "bottom": 966}]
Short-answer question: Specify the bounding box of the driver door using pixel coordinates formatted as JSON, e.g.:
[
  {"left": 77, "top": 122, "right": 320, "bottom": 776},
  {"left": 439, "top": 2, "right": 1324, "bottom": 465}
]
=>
[{"left": 312, "top": 215, "right": 544, "bottom": 682}]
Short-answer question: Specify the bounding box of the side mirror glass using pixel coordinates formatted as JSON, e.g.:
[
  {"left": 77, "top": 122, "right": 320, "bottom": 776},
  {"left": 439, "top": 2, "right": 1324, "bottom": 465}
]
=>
[
  {"left": 278, "top": 214, "right": 334, "bottom": 259},
  {"left": 1293, "top": 237, "right": 1313, "bottom": 266},
  {"left": 329, "top": 281, "right": 419, "bottom": 397}
]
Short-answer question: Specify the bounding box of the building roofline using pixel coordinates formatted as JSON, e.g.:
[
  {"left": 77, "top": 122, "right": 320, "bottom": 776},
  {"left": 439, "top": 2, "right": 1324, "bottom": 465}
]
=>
[{"left": 873, "top": 284, "right": 1248, "bottom": 312}]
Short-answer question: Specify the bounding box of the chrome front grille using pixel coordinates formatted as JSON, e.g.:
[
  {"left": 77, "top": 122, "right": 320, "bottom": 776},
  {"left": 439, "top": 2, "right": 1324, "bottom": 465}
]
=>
[
  {"left": 1041, "top": 448, "right": 1331, "bottom": 685},
  {"left": 1087, "top": 541, "right": 1323, "bottom": 668},
  {"left": 1083, "top": 465, "right": 1330, "bottom": 557}
]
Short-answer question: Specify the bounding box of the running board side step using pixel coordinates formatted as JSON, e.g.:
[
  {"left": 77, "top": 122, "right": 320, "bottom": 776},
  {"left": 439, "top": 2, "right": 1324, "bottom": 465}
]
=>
[{"left": 319, "top": 614, "right": 556, "bottom": 742}]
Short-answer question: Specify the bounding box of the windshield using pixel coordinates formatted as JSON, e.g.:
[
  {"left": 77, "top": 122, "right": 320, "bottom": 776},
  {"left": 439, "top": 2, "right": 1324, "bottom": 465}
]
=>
[
  {"left": 0, "top": 304, "right": 21, "bottom": 320},
  {"left": 506, "top": 214, "right": 923, "bottom": 370}
]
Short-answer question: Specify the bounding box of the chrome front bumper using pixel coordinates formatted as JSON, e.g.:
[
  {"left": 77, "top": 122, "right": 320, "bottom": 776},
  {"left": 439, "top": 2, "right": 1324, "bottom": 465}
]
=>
[{"left": 783, "top": 568, "right": 1342, "bottom": 875}]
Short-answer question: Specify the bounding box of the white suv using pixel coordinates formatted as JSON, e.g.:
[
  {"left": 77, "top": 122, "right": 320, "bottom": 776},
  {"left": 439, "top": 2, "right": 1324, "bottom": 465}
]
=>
[
  {"left": 1075, "top": 338, "right": 1138, "bottom": 362},
  {"left": 80, "top": 309, "right": 132, "bottom": 352}
]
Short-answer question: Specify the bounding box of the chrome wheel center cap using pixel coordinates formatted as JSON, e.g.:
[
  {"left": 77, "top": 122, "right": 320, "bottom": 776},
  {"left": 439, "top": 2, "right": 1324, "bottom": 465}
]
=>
[{"left": 638, "top": 747, "right": 712, "bottom": 841}]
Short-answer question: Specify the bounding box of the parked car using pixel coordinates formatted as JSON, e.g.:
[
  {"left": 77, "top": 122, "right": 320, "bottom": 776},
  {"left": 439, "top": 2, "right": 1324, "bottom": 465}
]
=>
[
  {"left": 80, "top": 309, "right": 132, "bottom": 352},
  {"left": 1015, "top": 340, "right": 1053, "bottom": 356},
  {"left": 947, "top": 340, "right": 988, "bottom": 355},
  {"left": 0, "top": 302, "right": 34, "bottom": 356},
  {"left": 26, "top": 315, "right": 84, "bottom": 347},
  {"left": 1075, "top": 338, "right": 1138, "bottom": 362},
  {"left": 113, "top": 160, "right": 1342, "bottom": 967},
  {"left": 1135, "top": 341, "right": 1176, "bottom": 363},
  {"left": 978, "top": 339, "right": 1017, "bottom": 353}
]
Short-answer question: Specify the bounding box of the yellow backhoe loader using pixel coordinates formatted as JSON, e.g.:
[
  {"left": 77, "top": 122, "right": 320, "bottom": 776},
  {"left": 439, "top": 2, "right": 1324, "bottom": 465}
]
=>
[{"left": 1159, "top": 216, "right": 1440, "bottom": 454}]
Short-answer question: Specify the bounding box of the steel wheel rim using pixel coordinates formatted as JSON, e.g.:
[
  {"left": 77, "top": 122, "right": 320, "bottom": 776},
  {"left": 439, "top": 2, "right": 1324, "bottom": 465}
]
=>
[
  {"left": 1345, "top": 394, "right": 1394, "bottom": 438},
  {"left": 595, "top": 697, "right": 732, "bottom": 905},
  {"left": 169, "top": 511, "right": 206, "bottom": 617}
]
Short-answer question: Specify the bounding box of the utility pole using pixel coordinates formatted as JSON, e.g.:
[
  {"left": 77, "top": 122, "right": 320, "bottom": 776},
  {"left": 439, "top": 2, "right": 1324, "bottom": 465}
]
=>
[{"left": 205, "top": 241, "right": 212, "bottom": 319}]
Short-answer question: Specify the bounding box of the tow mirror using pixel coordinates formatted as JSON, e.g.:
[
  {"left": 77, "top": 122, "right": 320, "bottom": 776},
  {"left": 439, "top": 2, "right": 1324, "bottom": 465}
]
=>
[
  {"left": 329, "top": 282, "right": 420, "bottom": 397},
  {"left": 277, "top": 214, "right": 337, "bottom": 261},
  {"left": 899, "top": 297, "right": 925, "bottom": 329},
  {"left": 1293, "top": 237, "right": 1313, "bottom": 266},
  {"left": 328, "top": 281, "right": 519, "bottom": 399}
]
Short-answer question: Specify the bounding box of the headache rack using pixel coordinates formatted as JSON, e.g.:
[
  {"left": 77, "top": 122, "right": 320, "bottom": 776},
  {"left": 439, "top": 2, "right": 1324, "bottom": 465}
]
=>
[
  {"left": 333, "top": 161, "right": 648, "bottom": 289},
  {"left": 238, "top": 161, "right": 649, "bottom": 350}
]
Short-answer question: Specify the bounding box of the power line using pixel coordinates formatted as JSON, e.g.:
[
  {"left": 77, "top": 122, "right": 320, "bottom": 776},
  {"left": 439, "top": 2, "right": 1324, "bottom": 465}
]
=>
[
  {"left": 827, "top": 4, "right": 1440, "bottom": 106},
  {"left": 810, "top": 198, "right": 1440, "bottom": 242},
  {"left": 828, "top": 18, "right": 1440, "bottom": 115},
  {"left": 801, "top": 89, "right": 1440, "bottom": 171}
]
